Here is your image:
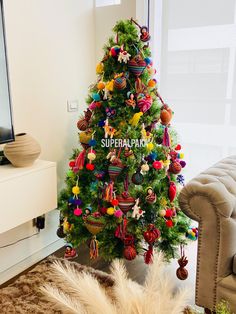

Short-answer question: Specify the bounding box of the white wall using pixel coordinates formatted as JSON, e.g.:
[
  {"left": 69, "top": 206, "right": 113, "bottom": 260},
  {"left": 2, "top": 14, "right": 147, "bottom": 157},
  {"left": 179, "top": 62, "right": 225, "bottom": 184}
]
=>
[
  {"left": 0, "top": 0, "right": 95, "bottom": 283},
  {"left": 95, "top": 0, "right": 136, "bottom": 62}
]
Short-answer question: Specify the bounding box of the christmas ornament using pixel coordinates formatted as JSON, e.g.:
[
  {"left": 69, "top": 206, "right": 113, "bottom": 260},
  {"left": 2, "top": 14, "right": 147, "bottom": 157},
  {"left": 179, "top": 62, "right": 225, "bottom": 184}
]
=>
[
  {"left": 128, "top": 55, "right": 146, "bottom": 77},
  {"left": 77, "top": 109, "right": 92, "bottom": 131},
  {"left": 105, "top": 107, "right": 116, "bottom": 119},
  {"left": 125, "top": 93, "right": 136, "bottom": 108},
  {"left": 131, "top": 169, "right": 144, "bottom": 185},
  {"left": 168, "top": 181, "right": 177, "bottom": 202},
  {"left": 160, "top": 105, "right": 173, "bottom": 125},
  {"left": 64, "top": 244, "right": 77, "bottom": 259},
  {"left": 114, "top": 75, "right": 127, "bottom": 90},
  {"left": 137, "top": 94, "right": 153, "bottom": 113},
  {"left": 103, "top": 118, "right": 116, "bottom": 138},
  {"left": 110, "top": 45, "right": 120, "bottom": 57},
  {"left": 57, "top": 219, "right": 66, "bottom": 238},
  {"left": 114, "top": 209, "right": 123, "bottom": 218},
  {"left": 143, "top": 224, "right": 160, "bottom": 264},
  {"left": 146, "top": 142, "right": 154, "bottom": 152},
  {"left": 86, "top": 163, "right": 95, "bottom": 171},
  {"left": 74, "top": 207, "right": 83, "bottom": 216},
  {"left": 92, "top": 93, "right": 101, "bottom": 102},
  {"left": 148, "top": 79, "right": 156, "bottom": 88},
  {"left": 79, "top": 130, "right": 92, "bottom": 150},
  {"left": 124, "top": 147, "right": 134, "bottom": 158},
  {"left": 159, "top": 209, "right": 166, "bottom": 217},
  {"left": 123, "top": 235, "right": 137, "bottom": 260},
  {"left": 146, "top": 187, "right": 157, "bottom": 204},
  {"left": 141, "top": 162, "right": 149, "bottom": 172},
  {"left": 129, "top": 112, "right": 143, "bottom": 126},
  {"left": 186, "top": 227, "right": 198, "bottom": 240},
  {"left": 97, "top": 81, "right": 105, "bottom": 90},
  {"left": 117, "top": 191, "right": 135, "bottom": 214},
  {"left": 131, "top": 18, "right": 151, "bottom": 42},
  {"left": 108, "top": 158, "right": 124, "bottom": 181},
  {"left": 176, "top": 245, "right": 188, "bottom": 280},
  {"left": 162, "top": 127, "right": 171, "bottom": 147},
  {"left": 118, "top": 45, "right": 131, "bottom": 63},
  {"left": 152, "top": 160, "right": 162, "bottom": 170},
  {"left": 177, "top": 174, "right": 185, "bottom": 185},
  {"left": 131, "top": 198, "right": 145, "bottom": 219},
  {"left": 180, "top": 160, "right": 186, "bottom": 168},
  {"left": 169, "top": 161, "right": 182, "bottom": 174},
  {"left": 175, "top": 144, "right": 182, "bottom": 151},
  {"left": 96, "top": 62, "right": 104, "bottom": 74},
  {"left": 166, "top": 220, "right": 174, "bottom": 228},
  {"left": 72, "top": 185, "right": 80, "bottom": 195},
  {"left": 107, "top": 207, "right": 115, "bottom": 215}
]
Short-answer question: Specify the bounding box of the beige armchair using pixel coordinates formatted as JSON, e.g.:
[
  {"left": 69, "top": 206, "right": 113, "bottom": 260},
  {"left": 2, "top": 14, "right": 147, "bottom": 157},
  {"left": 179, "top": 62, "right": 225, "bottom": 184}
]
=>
[{"left": 179, "top": 156, "right": 236, "bottom": 313}]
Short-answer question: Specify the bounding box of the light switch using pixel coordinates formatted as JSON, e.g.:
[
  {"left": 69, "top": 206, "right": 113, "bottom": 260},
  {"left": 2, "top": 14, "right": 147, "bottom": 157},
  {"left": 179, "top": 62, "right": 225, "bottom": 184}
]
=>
[{"left": 67, "top": 100, "right": 78, "bottom": 112}]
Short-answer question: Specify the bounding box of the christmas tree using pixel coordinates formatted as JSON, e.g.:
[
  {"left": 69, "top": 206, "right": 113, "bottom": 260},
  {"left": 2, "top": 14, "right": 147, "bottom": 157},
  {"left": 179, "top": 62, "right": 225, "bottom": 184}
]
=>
[{"left": 58, "top": 19, "right": 190, "bottom": 263}]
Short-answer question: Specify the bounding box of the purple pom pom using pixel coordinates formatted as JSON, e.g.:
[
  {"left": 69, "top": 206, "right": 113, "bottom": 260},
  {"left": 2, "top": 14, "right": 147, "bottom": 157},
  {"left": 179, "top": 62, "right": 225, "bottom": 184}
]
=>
[
  {"left": 180, "top": 160, "right": 186, "bottom": 168},
  {"left": 74, "top": 198, "right": 82, "bottom": 206}
]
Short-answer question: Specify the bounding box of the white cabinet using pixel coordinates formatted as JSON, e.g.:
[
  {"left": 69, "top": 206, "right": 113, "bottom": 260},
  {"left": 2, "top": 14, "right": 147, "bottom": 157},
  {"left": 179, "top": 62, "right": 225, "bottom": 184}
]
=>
[{"left": 0, "top": 160, "right": 57, "bottom": 234}]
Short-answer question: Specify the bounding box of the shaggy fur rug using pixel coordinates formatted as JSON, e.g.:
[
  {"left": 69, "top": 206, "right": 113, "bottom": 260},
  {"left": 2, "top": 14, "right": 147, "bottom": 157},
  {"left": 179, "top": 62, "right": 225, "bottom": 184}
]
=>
[{"left": 0, "top": 256, "right": 114, "bottom": 314}]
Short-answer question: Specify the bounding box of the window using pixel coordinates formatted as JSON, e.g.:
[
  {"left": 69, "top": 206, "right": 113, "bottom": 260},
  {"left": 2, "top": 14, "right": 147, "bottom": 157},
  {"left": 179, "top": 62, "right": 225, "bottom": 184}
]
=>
[{"left": 95, "top": 0, "right": 121, "bottom": 8}]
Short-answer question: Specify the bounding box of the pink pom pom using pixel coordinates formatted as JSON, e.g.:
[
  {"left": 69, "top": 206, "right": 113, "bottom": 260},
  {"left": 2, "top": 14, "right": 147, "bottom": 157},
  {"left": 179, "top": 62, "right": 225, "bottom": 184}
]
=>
[
  {"left": 74, "top": 208, "right": 82, "bottom": 216},
  {"left": 114, "top": 210, "right": 123, "bottom": 218}
]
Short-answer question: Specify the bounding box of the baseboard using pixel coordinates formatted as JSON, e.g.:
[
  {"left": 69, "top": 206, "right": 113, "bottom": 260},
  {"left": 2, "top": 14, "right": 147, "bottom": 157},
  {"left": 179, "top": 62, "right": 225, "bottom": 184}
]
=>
[{"left": 0, "top": 238, "right": 64, "bottom": 285}]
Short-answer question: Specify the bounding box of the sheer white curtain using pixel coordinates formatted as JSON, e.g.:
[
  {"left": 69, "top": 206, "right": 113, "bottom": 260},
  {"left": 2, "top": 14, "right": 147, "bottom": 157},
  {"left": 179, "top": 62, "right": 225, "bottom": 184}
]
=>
[{"left": 149, "top": 0, "right": 236, "bottom": 180}]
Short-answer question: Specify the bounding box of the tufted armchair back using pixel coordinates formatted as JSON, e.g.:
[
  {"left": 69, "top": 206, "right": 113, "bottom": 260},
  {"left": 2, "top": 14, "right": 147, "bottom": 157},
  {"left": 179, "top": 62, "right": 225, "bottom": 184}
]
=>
[{"left": 179, "top": 156, "right": 236, "bottom": 312}]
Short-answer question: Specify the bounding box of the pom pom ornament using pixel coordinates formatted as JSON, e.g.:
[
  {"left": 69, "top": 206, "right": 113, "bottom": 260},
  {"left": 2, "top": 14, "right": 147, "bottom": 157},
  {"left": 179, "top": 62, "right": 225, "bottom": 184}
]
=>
[
  {"left": 69, "top": 160, "right": 75, "bottom": 168},
  {"left": 88, "top": 139, "right": 97, "bottom": 147},
  {"left": 97, "top": 81, "right": 105, "bottom": 90},
  {"left": 107, "top": 207, "right": 115, "bottom": 215},
  {"left": 180, "top": 160, "right": 186, "bottom": 168},
  {"left": 92, "top": 93, "right": 101, "bottom": 101},
  {"left": 111, "top": 199, "right": 119, "bottom": 206},
  {"left": 141, "top": 162, "right": 149, "bottom": 172},
  {"left": 87, "top": 152, "right": 96, "bottom": 161},
  {"left": 72, "top": 186, "right": 80, "bottom": 195},
  {"left": 67, "top": 169, "right": 74, "bottom": 178},
  {"left": 74, "top": 208, "right": 83, "bottom": 216},
  {"left": 175, "top": 144, "right": 182, "bottom": 151},
  {"left": 110, "top": 45, "right": 120, "bottom": 57},
  {"left": 114, "top": 209, "right": 123, "bottom": 218},
  {"left": 152, "top": 160, "right": 162, "bottom": 170},
  {"left": 86, "top": 163, "right": 95, "bottom": 171},
  {"left": 159, "top": 209, "right": 166, "bottom": 217},
  {"left": 166, "top": 220, "right": 174, "bottom": 228},
  {"left": 148, "top": 79, "right": 156, "bottom": 88},
  {"left": 146, "top": 142, "right": 154, "bottom": 152}
]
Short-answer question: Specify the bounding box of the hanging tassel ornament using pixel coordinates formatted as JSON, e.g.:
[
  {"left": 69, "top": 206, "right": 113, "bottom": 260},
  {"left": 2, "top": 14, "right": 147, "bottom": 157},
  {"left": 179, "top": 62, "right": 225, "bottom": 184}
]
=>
[
  {"left": 103, "top": 181, "right": 114, "bottom": 202},
  {"left": 162, "top": 127, "right": 171, "bottom": 147},
  {"left": 115, "top": 216, "right": 128, "bottom": 240},
  {"left": 90, "top": 236, "right": 99, "bottom": 259},
  {"left": 176, "top": 244, "right": 189, "bottom": 280},
  {"left": 74, "top": 149, "right": 86, "bottom": 171},
  {"left": 143, "top": 224, "right": 161, "bottom": 264}
]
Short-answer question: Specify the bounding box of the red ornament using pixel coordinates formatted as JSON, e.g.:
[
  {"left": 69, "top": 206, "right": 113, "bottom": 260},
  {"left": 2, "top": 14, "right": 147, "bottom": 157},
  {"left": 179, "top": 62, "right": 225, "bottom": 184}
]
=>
[
  {"left": 166, "top": 220, "right": 174, "bottom": 228},
  {"left": 123, "top": 245, "right": 137, "bottom": 260},
  {"left": 111, "top": 199, "right": 119, "bottom": 206},
  {"left": 168, "top": 181, "right": 177, "bottom": 202},
  {"left": 176, "top": 245, "right": 188, "bottom": 280},
  {"left": 165, "top": 209, "right": 173, "bottom": 218},
  {"left": 96, "top": 101, "right": 102, "bottom": 108},
  {"left": 69, "top": 160, "right": 75, "bottom": 168},
  {"left": 152, "top": 160, "right": 162, "bottom": 170},
  {"left": 99, "top": 207, "right": 107, "bottom": 215},
  {"left": 117, "top": 192, "right": 135, "bottom": 214},
  {"left": 175, "top": 144, "right": 181, "bottom": 151},
  {"left": 143, "top": 224, "right": 161, "bottom": 244},
  {"left": 86, "top": 163, "right": 95, "bottom": 171},
  {"left": 169, "top": 161, "right": 182, "bottom": 174}
]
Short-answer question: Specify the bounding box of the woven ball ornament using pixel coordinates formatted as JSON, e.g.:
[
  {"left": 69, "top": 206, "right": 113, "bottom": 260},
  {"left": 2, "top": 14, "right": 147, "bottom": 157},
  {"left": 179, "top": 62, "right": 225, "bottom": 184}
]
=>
[
  {"left": 123, "top": 245, "right": 137, "bottom": 260},
  {"left": 128, "top": 56, "right": 146, "bottom": 77},
  {"left": 108, "top": 164, "right": 123, "bottom": 181},
  {"left": 117, "top": 192, "right": 135, "bottom": 214},
  {"left": 160, "top": 107, "right": 173, "bottom": 125},
  {"left": 169, "top": 161, "right": 182, "bottom": 174},
  {"left": 77, "top": 119, "right": 89, "bottom": 131},
  {"left": 114, "top": 76, "right": 127, "bottom": 90},
  {"left": 132, "top": 170, "right": 144, "bottom": 185}
]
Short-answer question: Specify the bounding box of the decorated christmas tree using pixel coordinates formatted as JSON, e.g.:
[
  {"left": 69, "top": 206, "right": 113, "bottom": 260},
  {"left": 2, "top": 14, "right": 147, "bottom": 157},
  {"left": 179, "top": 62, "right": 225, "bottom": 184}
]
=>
[{"left": 58, "top": 19, "right": 190, "bottom": 264}]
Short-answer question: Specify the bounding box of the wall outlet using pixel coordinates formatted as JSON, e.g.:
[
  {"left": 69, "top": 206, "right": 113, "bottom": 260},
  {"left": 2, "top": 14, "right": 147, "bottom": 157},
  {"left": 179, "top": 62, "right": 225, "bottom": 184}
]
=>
[{"left": 67, "top": 100, "right": 78, "bottom": 112}]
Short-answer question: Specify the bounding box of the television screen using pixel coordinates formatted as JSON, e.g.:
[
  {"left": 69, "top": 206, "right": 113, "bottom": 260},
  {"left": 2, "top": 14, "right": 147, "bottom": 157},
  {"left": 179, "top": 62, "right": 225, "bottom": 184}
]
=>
[{"left": 0, "top": 0, "right": 14, "bottom": 145}]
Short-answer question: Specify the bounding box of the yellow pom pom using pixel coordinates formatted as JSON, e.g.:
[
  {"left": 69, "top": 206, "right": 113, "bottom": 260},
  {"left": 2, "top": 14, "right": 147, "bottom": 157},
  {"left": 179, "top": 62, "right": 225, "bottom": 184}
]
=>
[
  {"left": 72, "top": 186, "right": 80, "bottom": 195},
  {"left": 190, "top": 231, "right": 195, "bottom": 237},
  {"left": 97, "top": 82, "right": 105, "bottom": 90},
  {"left": 179, "top": 153, "right": 184, "bottom": 159},
  {"left": 163, "top": 160, "right": 170, "bottom": 167},
  {"left": 146, "top": 142, "right": 154, "bottom": 152},
  {"left": 88, "top": 152, "right": 96, "bottom": 161},
  {"left": 96, "top": 63, "right": 104, "bottom": 74},
  {"left": 107, "top": 207, "right": 115, "bottom": 215}
]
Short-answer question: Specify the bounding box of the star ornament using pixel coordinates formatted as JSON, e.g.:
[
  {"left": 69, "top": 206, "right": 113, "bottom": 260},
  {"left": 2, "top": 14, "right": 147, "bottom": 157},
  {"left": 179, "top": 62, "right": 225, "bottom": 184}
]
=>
[{"left": 118, "top": 50, "right": 131, "bottom": 63}]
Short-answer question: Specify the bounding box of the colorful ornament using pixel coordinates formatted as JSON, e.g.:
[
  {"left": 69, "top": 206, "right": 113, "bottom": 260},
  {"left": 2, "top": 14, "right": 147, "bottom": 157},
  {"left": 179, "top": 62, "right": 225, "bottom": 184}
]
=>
[
  {"left": 110, "top": 45, "right": 120, "bottom": 57},
  {"left": 111, "top": 198, "right": 119, "bottom": 206},
  {"left": 180, "top": 160, "right": 186, "bottom": 168},
  {"left": 96, "top": 62, "right": 104, "bottom": 74},
  {"left": 92, "top": 93, "right": 101, "bottom": 102},
  {"left": 79, "top": 130, "right": 92, "bottom": 150},
  {"left": 108, "top": 158, "right": 124, "bottom": 181},
  {"left": 103, "top": 118, "right": 116, "bottom": 138},
  {"left": 148, "top": 79, "right": 156, "bottom": 88},
  {"left": 131, "top": 198, "right": 145, "bottom": 219},
  {"left": 166, "top": 220, "right": 174, "bottom": 228},
  {"left": 86, "top": 163, "right": 95, "bottom": 171},
  {"left": 105, "top": 107, "right": 116, "bottom": 119},
  {"left": 143, "top": 224, "right": 160, "bottom": 264},
  {"left": 129, "top": 112, "right": 143, "bottom": 126},
  {"left": 123, "top": 245, "right": 137, "bottom": 260},
  {"left": 162, "top": 127, "right": 171, "bottom": 147},
  {"left": 72, "top": 186, "right": 80, "bottom": 195},
  {"left": 168, "top": 181, "right": 177, "bottom": 202},
  {"left": 107, "top": 207, "right": 115, "bottom": 215},
  {"left": 117, "top": 191, "right": 135, "bottom": 214},
  {"left": 77, "top": 109, "right": 92, "bottom": 131},
  {"left": 118, "top": 46, "right": 131, "bottom": 63},
  {"left": 140, "top": 26, "right": 151, "bottom": 42},
  {"left": 141, "top": 162, "right": 149, "bottom": 172},
  {"left": 137, "top": 94, "right": 153, "bottom": 113},
  {"left": 146, "top": 142, "right": 154, "bottom": 152},
  {"left": 169, "top": 161, "right": 182, "bottom": 174},
  {"left": 97, "top": 81, "right": 105, "bottom": 90},
  {"left": 125, "top": 93, "right": 136, "bottom": 108},
  {"left": 177, "top": 174, "right": 185, "bottom": 185},
  {"left": 114, "top": 76, "right": 127, "bottom": 90},
  {"left": 131, "top": 169, "right": 144, "bottom": 185},
  {"left": 175, "top": 144, "right": 182, "bottom": 151},
  {"left": 152, "top": 160, "right": 162, "bottom": 170},
  {"left": 186, "top": 227, "right": 198, "bottom": 240},
  {"left": 87, "top": 151, "right": 96, "bottom": 161},
  {"left": 64, "top": 244, "right": 77, "bottom": 259},
  {"left": 146, "top": 187, "right": 157, "bottom": 204},
  {"left": 159, "top": 209, "right": 166, "bottom": 217},
  {"left": 176, "top": 245, "right": 188, "bottom": 280},
  {"left": 128, "top": 55, "right": 146, "bottom": 77},
  {"left": 85, "top": 212, "right": 105, "bottom": 235},
  {"left": 114, "top": 209, "right": 123, "bottom": 218},
  {"left": 74, "top": 207, "right": 83, "bottom": 216},
  {"left": 160, "top": 105, "right": 173, "bottom": 125}
]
